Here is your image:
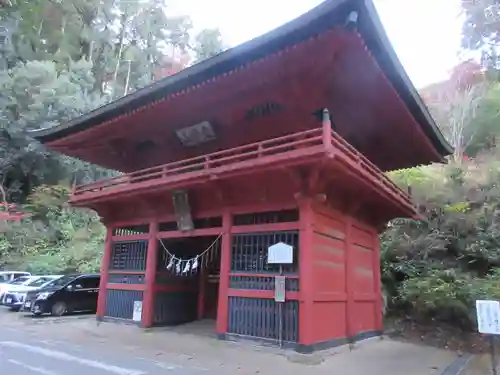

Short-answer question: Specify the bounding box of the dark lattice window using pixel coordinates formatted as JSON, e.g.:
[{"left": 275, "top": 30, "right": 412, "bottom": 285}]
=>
[
  {"left": 110, "top": 241, "right": 148, "bottom": 271},
  {"left": 231, "top": 231, "right": 298, "bottom": 274}
]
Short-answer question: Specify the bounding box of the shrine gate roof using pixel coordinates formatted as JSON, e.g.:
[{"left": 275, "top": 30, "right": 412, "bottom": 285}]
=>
[{"left": 31, "top": 0, "right": 452, "bottom": 172}]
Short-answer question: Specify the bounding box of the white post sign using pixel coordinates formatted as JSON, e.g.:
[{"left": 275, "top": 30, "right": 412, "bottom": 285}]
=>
[
  {"left": 476, "top": 300, "right": 500, "bottom": 335},
  {"left": 476, "top": 300, "right": 500, "bottom": 375},
  {"left": 132, "top": 300, "right": 142, "bottom": 322}
]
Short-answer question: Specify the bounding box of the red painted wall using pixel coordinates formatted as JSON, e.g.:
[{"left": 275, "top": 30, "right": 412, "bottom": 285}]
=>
[
  {"left": 349, "top": 224, "right": 379, "bottom": 335},
  {"left": 306, "top": 203, "right": 381, "bottom": 344},
  {"left": 310, "top": 207, "right": 347, "bottom": 342}
]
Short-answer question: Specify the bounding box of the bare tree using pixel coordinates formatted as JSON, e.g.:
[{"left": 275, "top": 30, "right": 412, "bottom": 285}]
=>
[{"left": 429, "top": 83, "right": 488, "bottom": 163}]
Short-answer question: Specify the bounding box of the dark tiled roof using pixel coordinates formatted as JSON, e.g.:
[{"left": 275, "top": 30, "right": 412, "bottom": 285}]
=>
[{"left": 31, "top": 0, "right": 452, "bottom": 157}]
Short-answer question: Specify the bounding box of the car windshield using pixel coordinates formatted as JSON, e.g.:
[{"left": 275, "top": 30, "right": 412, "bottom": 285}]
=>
[
  {"left": 43, "top": 275, "right": 77, "bottom": 288},
  {"left": 0, "top": 274, "right": 10, "bottom": 282},
  {"left": 10, "top": 276, "right": 30, "bottom": 285},
  {"left": 27, "top": 277, "right": 54, "bottom": 287}
]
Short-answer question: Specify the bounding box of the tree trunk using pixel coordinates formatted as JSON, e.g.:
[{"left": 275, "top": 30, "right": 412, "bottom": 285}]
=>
[
  {"left": 111, "top": 13, "right": 128, "bottom": 99},
  {"left": 123, "top": 60, "right": 131, "bottom": 96}
]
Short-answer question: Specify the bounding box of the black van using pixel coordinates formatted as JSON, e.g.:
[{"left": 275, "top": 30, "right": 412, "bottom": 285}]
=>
[{"left": 24, "top": 273, "right": 100, "bottom": 316}]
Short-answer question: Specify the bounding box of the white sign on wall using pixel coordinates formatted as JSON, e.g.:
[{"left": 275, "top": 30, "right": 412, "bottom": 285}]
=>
[
  {"left": 267, "top": 242, "right": 293, "bottom": 264},
  {"left": 476, "top": 300, "right": 500, "bottom": 335},
  {"left": 132, "top": 300, "right": 142, "bottom": 322}
]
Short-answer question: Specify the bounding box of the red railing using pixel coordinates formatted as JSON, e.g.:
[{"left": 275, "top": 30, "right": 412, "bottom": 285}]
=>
[
  {"left": 72, "top": 127, "right": 413, "bottom": 209},
  {"left": 328, "top": 129, "right": 413, "bottom": 207},
  {"left": 73, "top": 128, "right": 324, "bottom": 196}
]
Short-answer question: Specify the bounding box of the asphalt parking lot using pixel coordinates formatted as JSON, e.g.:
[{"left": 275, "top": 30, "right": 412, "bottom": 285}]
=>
[
  {"left": 0, "top": 308, "right": 467, "bottom": 375},
  {"left": 0, "top": 309, "right": 211, "bottom": 375}
]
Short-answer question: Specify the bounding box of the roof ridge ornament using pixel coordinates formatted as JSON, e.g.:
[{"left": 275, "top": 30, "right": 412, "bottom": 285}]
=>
[{"left": 344, "top": 11, "right": 359, "bottom": 31}]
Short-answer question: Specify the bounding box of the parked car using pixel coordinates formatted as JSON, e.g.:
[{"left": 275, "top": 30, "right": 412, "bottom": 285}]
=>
[
  {"left": 25, "top": 273, "right": 100, "bottom": 317},
  {"left": 0, "top": 274, "right": 33, "bottom": 303},
  {"left": 2, "top": 275, "right": 62, "bottom": 311},
  {"left": 0, "top": 271, "right": 31, "bottom": 284}
]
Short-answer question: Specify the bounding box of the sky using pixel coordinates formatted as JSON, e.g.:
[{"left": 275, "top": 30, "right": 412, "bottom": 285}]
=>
[{"left": 169, "top": 0, "right": 464, "bottom": 89}]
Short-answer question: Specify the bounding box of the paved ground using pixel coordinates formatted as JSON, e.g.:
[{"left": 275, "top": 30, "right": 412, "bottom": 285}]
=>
[
  {"left": 0, "top": 325, "right": 209, "bottom": 375},
  {"left": 0, "top": 308, "right": 465, "bottom": 375}
]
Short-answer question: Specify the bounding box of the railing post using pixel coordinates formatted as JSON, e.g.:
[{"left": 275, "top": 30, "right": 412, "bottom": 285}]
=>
[
  {"left": 258, "top": 144, "right": 263, "bottom": 158},
  {"left": 322, "top": 108, "right": 333, "bottom": 152}
]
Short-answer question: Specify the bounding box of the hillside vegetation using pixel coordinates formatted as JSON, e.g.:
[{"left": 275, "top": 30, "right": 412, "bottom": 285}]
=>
[
  {"left": 384, "top": 151, "right": 500, "bottom": 330},
  {"left": 0, "top": 0, "right": 224, "bottom": 272}
]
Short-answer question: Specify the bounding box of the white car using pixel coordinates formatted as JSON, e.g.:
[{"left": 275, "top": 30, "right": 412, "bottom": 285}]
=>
[
  {"left": 0, "top": 275, "right": 32, "bottom": 302},
  {"left": 3, "top": 275, "right": 62, "bottom": 311},
  {"left": 0, "top": 275, "right": 32, "bottom": 303},
  {"left": 0, "top": 271, "right": 31, "bottom": 285}
]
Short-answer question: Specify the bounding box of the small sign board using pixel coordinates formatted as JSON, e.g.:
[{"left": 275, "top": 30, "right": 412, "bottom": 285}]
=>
[
  {"left": 132, "top": 300, "right": 142, "bottom": 322},
  {"left": 267, "top": 242, "right": 293, "bottom": 264},
  {"left": 175, "top": 121, "right": 216, "bottom": 147},
  {"left": 274, "top": 276, "right": 286, "bottom": 302},
  {"left": 476, "top": 300, "right": 500, "bottom": 335},
  {"left": 171, "top": 190, "right": 194, "bottom": 231}
]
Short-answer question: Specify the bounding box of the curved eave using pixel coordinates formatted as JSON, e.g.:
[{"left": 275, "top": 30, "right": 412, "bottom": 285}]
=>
[
  {"left": 359, "top": 0, "right": 452, "bottom": 157},
  {"left": 30, "top": 0, "right": 452, "bottom": 158}
]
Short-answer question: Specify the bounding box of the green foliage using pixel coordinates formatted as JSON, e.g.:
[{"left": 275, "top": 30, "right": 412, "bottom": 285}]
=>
[
  {"left": 397, "top": 268, "right": 500, "bottom": 329},
  {"left": 383, "top": 150, "right": 500, "bottom": 329},
  {"left": 0, "top": 0, "right": 226, "bottom": 203},
  {"left": 193, "top": 28, "right": 225, "bottom": 63},
  {"left": 461, "top": 0, "right": 500, "bottom": 70},
  {"left": 467, "top": 83, "right": 500, "bottom": 154},
  {"left": 0, "top": 59, "right": 112, "bottom": 201},
  {"left": 0, "top": 184, "right": 104, "bottom": 274},
  {"left": 0, "top": 0, "right": 226, "bottom": 276}
]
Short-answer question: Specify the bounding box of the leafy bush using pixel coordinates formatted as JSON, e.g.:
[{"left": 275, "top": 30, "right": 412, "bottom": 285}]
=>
[{"left": 383, "top": 149, "right": 500, "bottom": 330}]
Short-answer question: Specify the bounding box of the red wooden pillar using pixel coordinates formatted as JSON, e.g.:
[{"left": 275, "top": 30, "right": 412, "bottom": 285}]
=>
[
  {"left": 372, "top": 232, "right": 383, "bottom": 332},
  {"left": 344, "top": 219, "right": 354, "bottom": 341},
  {"left": 298, "top": 198, "right": 314, "bottom": 346},
  {"left": 97, "top": 225, "right": 113, "bottom": 318},
  {"left": 141, "top": 219, "right": 158, "bottom": 328},
  {"left": 216, "top": 209, "right": 231, "bottom": 335}
]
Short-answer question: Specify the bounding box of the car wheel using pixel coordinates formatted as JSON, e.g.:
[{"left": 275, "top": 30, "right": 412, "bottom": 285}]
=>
[{"left": 51, "top": 302, "right": 67, "bottom": 317}]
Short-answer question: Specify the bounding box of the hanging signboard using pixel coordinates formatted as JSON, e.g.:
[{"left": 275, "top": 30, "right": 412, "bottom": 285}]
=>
[
  {"left": 267, "top": 242, "right": 293, "bottom": 264},
  {"left": 171, "top": 190, "right": 194, "bottom": 231},
  {"left": 132, "top": 301, "right": 142, "bottom": 322}
]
